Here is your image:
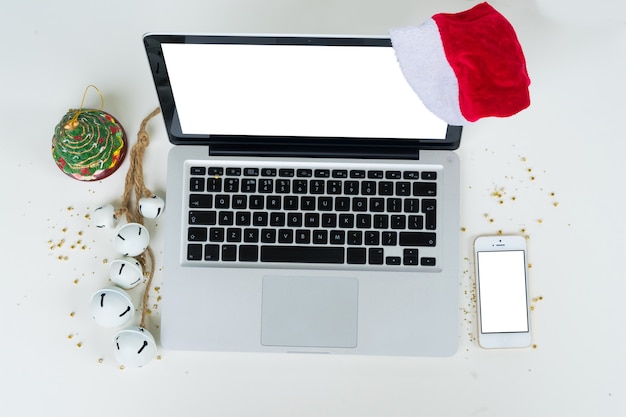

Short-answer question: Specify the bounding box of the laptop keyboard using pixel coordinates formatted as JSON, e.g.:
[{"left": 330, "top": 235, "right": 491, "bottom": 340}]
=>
[{"left": 184, "top": 161, "right": 441, "bottom": 269}]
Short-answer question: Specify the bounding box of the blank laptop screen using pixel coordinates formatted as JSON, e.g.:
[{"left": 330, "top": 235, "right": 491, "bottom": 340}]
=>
[{"left": 161, "top": 42, "right": 449, "bottom": 140}]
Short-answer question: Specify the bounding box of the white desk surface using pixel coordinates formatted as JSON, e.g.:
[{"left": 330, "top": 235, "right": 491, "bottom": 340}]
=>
[{"left": 1, "top": 0, "right": 625, "bottom": 415}]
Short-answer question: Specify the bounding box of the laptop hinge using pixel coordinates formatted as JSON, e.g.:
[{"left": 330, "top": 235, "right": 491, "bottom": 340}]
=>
[{"left": 208, "top": 143, "right": 420, "bottom": 160}]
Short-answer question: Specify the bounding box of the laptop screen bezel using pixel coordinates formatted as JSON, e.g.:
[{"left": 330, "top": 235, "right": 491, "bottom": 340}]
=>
[{"left": 143, "top": 34, "right": 462, "bottom": 154}]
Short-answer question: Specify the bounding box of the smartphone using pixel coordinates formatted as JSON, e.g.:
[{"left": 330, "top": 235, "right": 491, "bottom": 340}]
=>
[{"left": 474, "top": 235, "right": 531, "bottom": 348}]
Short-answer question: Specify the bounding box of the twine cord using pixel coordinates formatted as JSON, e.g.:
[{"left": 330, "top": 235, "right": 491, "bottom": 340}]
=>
[{"left": 115, "top": 107, "right": 162, "bottom": 328}]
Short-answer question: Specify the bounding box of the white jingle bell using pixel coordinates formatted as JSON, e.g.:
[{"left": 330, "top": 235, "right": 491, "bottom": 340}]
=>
[
  {"left": 114, "top": 223, "right": 149, "bottom": 257},
  {"left": 93, "top": 204, "right": 118, "bottom": 229},
  {"left": 114, "top": 326, "right": 157, "bottom": 368},
  {"left": 90, "top": 287, "right": 135, "bottom": 328},
  {"left": 109, "top": 256, "right": 143, "bottom": 289},
  {"left": 138, "top": 195, "right": 165, "bottom": 219}
]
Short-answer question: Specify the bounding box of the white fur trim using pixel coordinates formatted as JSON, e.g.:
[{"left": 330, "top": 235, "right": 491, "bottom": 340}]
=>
[{"left": 390, "top": 19, "right": 468, "bottom": 126}]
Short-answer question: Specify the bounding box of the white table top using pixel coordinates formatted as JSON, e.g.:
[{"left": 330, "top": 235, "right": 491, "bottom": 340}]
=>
[{"left": 2, "top": 0, "right": 625, "bottom": 415}]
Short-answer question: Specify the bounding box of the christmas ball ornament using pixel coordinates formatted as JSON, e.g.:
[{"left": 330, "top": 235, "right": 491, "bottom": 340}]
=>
[
  {"left": 51, "top": 85, "right": 127, "bottom": 181},
  {"left": 114, "top": 326, "right": 157, "bottom": 368},
  {"left": 52, "top": 109, "right": 127, "bottom": 181},
  {"left": 93, "top": 204, "right": 118, "bottom": 229},
  {"left": 109, "top": 256, "right": 143, "bottom": 289},
  {"left": 138, "top": 195, "right": 165, "bottom": 219},
  {"left": 114, "top": 223, "right": 150, "bottom": 257},
  {"left": 90, "top": 287, "right": 135, "bottom": 328}
]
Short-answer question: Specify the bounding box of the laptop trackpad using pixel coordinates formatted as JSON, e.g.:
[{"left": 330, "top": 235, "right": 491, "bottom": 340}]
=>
[{"left": 261, "top": 275, "right": 358, "bottom": 348}]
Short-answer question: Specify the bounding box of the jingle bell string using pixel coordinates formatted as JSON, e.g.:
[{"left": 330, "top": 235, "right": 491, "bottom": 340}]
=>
[{"left": 114, "top": 107, "right": 161, "bottom": 328}]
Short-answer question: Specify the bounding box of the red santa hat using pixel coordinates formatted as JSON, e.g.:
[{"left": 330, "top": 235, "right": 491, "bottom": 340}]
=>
[{"left": 390, "top": 2, "right": 530, "bottom": 126}]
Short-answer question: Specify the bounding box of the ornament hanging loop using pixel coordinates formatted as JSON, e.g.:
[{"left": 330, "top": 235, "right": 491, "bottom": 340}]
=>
[{"left": 64, "top": 85, "right": 105, "bottom": 130}]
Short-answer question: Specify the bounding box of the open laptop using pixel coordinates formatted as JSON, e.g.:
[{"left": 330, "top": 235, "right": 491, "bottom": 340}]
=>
[{"left": 144, "top": 34, "right": 462, "bottom": 356}]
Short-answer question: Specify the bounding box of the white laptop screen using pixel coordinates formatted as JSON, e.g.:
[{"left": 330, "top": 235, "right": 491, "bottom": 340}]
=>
[{"left": 160, "top": 42, "right": 449, "bottom": 140}]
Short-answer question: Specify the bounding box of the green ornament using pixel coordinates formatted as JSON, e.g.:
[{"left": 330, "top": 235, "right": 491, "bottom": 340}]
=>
[{"left": 52, "top": 109, "right": 127, "bottom": 181}]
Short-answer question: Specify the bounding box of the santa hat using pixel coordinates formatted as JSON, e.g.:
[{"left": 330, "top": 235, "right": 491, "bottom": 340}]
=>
[{"left": 390, "top": 2, "right": 530, "bottom": 126}]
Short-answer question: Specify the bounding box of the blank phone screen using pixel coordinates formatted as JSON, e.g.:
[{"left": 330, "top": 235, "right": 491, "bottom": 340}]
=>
[{"left": 477, "top": 250, "right": 529, "bottom": 334}]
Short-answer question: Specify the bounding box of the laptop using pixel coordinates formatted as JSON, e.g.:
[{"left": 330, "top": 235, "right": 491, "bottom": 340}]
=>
[{"left": 143, "top": 34, "right": 462, "bottom": 356}]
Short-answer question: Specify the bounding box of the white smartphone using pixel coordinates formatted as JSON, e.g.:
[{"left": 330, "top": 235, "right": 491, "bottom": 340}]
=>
[{"left": 474, "top": 235, "right": 531, "bottom": 348}]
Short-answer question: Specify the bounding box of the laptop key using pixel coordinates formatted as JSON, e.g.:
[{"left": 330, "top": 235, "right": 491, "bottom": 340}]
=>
[
  {"left": 295, "top": 229, "right": 311, "bottom": 244},
  {"left": 368, "top": 248, "right": 384, "bottom": 265},
  {"left": 259, "top": 179, "right": 273, "bottom": 193},
  {"left": 347, "top": 248, "right": 366, "bottom": 264},
  {"left": 188, "top": 227, "right": 208, "bottom": 242},
  {"left": 208, "top": 167, "right": 224, "bottom": 176},
  {"left": 395, "top": 182, "right": 411, "bottom": 196},
  {"left": 244, "top": 168, "right": 259, "bottom": 176},
  {"left": 207, "top": 177, "right": 222, "bottom": 192},
  {"left": 242, "top": 179, "right": 257, "bottom": 193},
  {"left": 403, "top": 249, "right": 419, "bottom": 265},
  {"left": 379, "top": 182, "right": 393, "bottom": 195},
  {"left": 189, "top": 194, "right": 212, "bottom": 208},
  {"left": 189, "top": 211, "right": 216, "bottom": 225},
  {"left": 310, "top": 180, "right": 325, "bottom": 194},
  {"left": 204, "top": 244, "right": 219, "bottom": 261},
  {"left": 330, "top": 230, "right": 345, "bottom": 244},
  {"left": 278, "top": 229, "right": 293, "bottom": 243},
  {"left": 224, "top": 178, "right": 239, "bottom": 192},
  {"left": 421, "top": 257, "right": 436, "bottom": 266},
  {"left": 239, "top": 245, "right": 258, "bottom": 262},
  {"left": 261, "top": 229, "right": 276, "bottom": 243},
  {"left": 215, "top": 195, "right": 230, "bottom": 208},
  {"left": 191, "top": 166, "right": 206, "bottom": 176},
  {"left": 222, "top": 245, "right": 237, "bottom": 261},
  {"left": 399, "top": 232, "right": 436, "bottom": 246},
  {"left": 422, "top": 199, "right": 437, "bottom": 230},
  {"left": 249, "top": 195, "right": 264, "bottom": 209},
  {"left": 276, "top": 179, "right": 290, "bottom": 193},
  {"left": 243, "top": 229, "right": 259, "bottom": 243},
  {"left": 187, "top": 244, "right": 203, "bottom": 260},
  {"left": 413, "top": 182, "right": 437, "bottom": 196},
  {"left": 293, "top": 180, "right": 308, "bottom": 194},
  {"left": 210, "top": 228, "right": 224, "bottom": 242},
  {"left": 218, "top": 211, "right": 234, "bottom": 225},
  {"left": 235, "top": 211, "right": 252, "bottom": 226},
  {"left": 261, "top": 246, "right": 344, "bottom": 263},
  {"left": 190, "top": 177, "right": 205, "bottom": 192},
  {"left": 312, "top": 230, "right": 328, "bottom": 244},
  {"left": 227, "top": 228, "right": 242, "bottom": 242},
  {"left": 365, "top": 231, "right": 379, "bottom": 245}
]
